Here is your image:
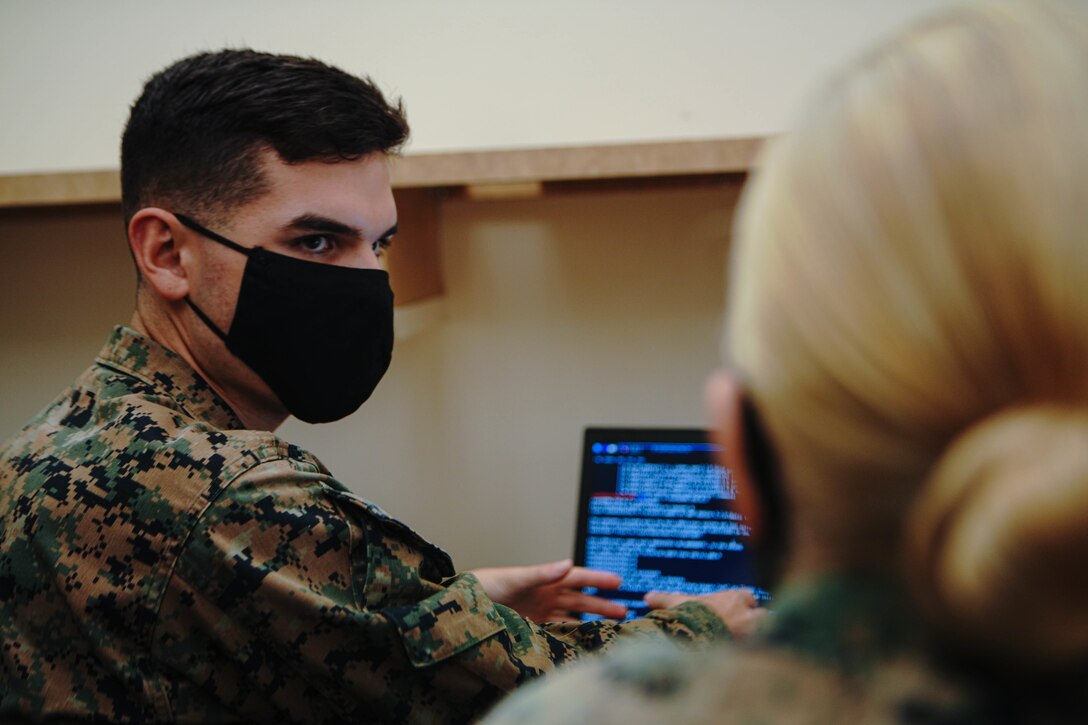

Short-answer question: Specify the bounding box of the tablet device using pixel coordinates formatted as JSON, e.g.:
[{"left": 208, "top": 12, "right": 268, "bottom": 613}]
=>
[{"left": 573, "top": 427, "right": 769, "bottom": 621}]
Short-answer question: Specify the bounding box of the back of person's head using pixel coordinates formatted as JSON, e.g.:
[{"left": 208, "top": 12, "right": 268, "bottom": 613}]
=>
[
  {"left": 726, "top": 0, "right": 1088, "bottom": 670},
  {"left": 121, "top": 49, "right": 409, "bottom": 227}
]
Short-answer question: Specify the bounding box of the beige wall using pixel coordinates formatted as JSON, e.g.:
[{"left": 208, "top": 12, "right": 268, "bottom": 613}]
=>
[
  {"left": 0, "top": 206, "right": 134, "bottom": 423},
  {"left": 0, "top": 0, "right": 959, "bottom": 174}
]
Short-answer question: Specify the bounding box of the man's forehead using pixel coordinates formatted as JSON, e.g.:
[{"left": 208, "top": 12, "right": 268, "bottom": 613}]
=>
[{"left": 248, "top": 149, "right": 397, "bottom": 237}]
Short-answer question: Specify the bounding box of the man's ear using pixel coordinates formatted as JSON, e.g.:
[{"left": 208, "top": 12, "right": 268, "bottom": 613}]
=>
[
  {"left": 128, "top": 208, "right": 190, "bottom": 302},
  {"left": 706, "top": 371, "right": 765, "bottom": 542}
]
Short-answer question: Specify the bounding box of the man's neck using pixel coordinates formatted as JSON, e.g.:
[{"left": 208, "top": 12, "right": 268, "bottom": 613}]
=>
[{"left": 129, "top": 308, "right": 288, "bottom": 432}]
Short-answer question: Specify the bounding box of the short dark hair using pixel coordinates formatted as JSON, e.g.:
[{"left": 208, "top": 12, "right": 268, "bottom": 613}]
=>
[{"left": 121, "top": 49, "right": 409, "bottom": 226}]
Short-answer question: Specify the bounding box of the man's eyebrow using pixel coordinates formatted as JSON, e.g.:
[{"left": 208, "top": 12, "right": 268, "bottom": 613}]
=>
[
  {"left": 285, "top": 214, "right": 397, "bottom": 243},
  {"left": 285, "top": 214, "right": 363, "bottom": 239}
]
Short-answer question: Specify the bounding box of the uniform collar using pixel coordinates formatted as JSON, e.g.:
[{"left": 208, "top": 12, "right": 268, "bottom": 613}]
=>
[
  {"left": 760, "top": 572, "right": 921, "bottom": 677},
  {"left": 95, "top": 325, "right": 245, "bottom": 431}
]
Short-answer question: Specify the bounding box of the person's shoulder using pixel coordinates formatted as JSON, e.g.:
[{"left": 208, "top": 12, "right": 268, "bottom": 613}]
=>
[
  {"left": 102, "top": 395, "right": 304, "bottom": 496},
  {"left": 481, "top": 638, "right": 752, "bottom": 725},
  {"left": 483, "top": 636, "right": 980, "bottom": 725},
  {"left": 65, "top": 370, "right": 328, "bottom": 509}
]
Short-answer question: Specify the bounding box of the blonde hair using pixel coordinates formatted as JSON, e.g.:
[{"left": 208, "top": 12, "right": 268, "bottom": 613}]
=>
[{"left": 726, "top": 0, "right": 1088, "bottom": 665}]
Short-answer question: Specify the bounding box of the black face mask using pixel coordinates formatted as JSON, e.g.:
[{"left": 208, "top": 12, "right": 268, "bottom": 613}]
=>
[{"left": 175, "top": 213, "right": 394, "bottom": 424}]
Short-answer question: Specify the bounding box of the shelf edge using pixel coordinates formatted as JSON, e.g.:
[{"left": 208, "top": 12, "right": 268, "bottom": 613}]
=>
[{"left": 0, "top": 137, "right": 764, "bottom": 209}]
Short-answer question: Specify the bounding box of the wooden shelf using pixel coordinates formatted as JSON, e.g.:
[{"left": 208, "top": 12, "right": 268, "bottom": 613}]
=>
[
  {"left": 0, "top": 137, "right": 763, "bottom": 209},
  {"left": 0, "top": 138, "right": 761, "bottom": 307},
  {"left": 0, "top": 170, "right": 121, "bottom": 208},
  {"left": 390, "top": 137, "right": 763, "bottom": 188}
]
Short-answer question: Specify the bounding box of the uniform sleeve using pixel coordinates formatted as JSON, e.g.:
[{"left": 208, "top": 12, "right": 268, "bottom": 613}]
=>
[{"left": 154, "top": 459, "right": 728, "bottom": 723}]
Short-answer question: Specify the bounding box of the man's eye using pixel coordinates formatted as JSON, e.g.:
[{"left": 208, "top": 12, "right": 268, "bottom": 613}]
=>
[
  {"left": 372, "top": 236, "right": 394, "bottom": 257},
  {"left": 297, "top": 235, "right": 335, "bottom": 254}
]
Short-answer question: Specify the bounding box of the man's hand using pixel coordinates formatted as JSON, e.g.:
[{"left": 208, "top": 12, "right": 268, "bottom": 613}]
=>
[
  {"left": 471, "top": 559, "right": 628, "bottom": 623},
  {"left": 644, "top": 588, "right": 766, "bottom": 638}
]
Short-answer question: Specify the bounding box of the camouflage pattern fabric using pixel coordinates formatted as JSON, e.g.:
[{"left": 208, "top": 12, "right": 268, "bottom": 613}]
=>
[
  {"left": 0, "top": 326, "right": 726, "bottom": 723},
  {"left": 483, "top": 574, "right": 1088, "bottom": 724}
]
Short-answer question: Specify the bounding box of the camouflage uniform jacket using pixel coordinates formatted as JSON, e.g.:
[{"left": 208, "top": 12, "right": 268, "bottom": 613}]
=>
[
  {"left": 0, "top": 326, "right": 727, "bottom": 723},
  {"left": 484, "top": 573, "right": 1088, "bottom": 724}
]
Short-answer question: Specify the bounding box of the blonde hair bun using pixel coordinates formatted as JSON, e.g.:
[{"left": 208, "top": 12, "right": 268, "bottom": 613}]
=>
[{"left": 907, "top": 405, "right": 1088, "bottom": 667}]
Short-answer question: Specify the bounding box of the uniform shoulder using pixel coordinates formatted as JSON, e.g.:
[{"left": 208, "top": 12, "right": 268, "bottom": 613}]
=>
[
  {"left": 482, "top": 637, "right": 978, "bottom": 725},
  {"left": 39, "top": 376, "right": 324, "bottom": 511}
]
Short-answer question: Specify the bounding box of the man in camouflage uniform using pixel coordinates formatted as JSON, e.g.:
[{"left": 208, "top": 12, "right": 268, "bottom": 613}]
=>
[{"left": 0, "top": 50, "right": 759, "bottom": 722}]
